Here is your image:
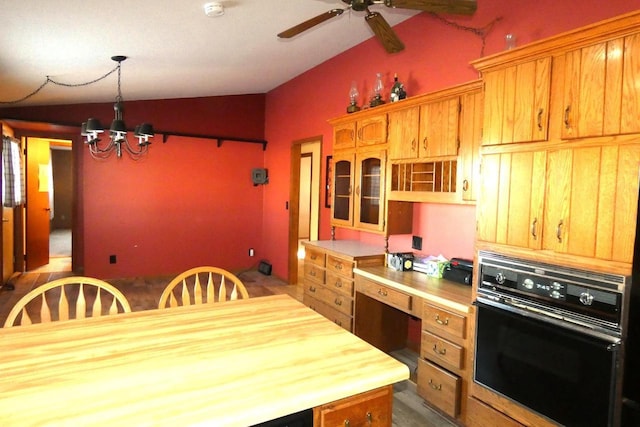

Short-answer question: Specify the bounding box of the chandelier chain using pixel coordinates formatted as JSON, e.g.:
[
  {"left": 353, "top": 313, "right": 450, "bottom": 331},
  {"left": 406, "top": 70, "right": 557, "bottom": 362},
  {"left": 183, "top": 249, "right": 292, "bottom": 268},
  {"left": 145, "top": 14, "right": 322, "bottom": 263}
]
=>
[
  {"left": 428, "top": 13, "right": 503, "bottom": 57},
  {"left": 0, "top": 64, "right": 120, "bottom": 105}
]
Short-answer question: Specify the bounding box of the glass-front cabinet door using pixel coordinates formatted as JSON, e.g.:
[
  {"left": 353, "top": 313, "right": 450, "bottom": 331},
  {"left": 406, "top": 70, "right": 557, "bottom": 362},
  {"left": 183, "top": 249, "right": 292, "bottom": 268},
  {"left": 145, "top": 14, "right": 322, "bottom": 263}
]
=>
[
  {"left": 331, "top": 152, "right": 355, "bottom": 227},
  {"left": 354, "top": 149, "right": 386, "bottom": 232}
]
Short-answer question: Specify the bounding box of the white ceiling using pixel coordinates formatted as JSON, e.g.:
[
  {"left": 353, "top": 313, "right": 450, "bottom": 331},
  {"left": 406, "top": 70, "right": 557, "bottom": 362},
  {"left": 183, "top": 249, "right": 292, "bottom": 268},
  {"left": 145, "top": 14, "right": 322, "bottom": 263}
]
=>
[{"left": 0, "top": 0, "right": 419, "bottom": 106}]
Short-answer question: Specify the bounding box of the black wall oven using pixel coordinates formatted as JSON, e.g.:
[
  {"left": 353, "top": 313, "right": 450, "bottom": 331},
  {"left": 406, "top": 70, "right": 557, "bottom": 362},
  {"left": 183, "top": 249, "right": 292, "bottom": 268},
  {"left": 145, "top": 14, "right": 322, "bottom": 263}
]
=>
[{"left": 474, "top": 251, "right": 628, "bottom": 426}]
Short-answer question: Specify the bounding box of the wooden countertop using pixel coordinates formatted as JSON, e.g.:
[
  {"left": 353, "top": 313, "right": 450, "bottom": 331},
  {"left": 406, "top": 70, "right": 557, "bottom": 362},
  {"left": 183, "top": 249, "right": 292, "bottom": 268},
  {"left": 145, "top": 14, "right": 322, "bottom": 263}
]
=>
[
  {"left": 0, "top": 295, "right": 408, "bottom": 426},
  {"left": 302, "top": 240, "right": 385, "bottom": 258},
  {"left": 354, "top": 266, "right": 474, "bottom": 313}
]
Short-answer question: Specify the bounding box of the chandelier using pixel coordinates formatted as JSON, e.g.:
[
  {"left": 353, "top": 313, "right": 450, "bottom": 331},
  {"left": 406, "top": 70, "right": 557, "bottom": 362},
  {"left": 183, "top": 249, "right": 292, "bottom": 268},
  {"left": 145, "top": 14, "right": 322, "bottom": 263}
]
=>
[{"left": 81, "top": 56, "right": 154, "bottom": 160}]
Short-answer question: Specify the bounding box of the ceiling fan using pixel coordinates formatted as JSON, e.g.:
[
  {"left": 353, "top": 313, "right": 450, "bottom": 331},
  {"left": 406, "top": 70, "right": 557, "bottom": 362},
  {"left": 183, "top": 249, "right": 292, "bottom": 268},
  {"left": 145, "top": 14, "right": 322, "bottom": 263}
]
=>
[{"left": 277, "top": 0, "right": 478, "bottom": 54}]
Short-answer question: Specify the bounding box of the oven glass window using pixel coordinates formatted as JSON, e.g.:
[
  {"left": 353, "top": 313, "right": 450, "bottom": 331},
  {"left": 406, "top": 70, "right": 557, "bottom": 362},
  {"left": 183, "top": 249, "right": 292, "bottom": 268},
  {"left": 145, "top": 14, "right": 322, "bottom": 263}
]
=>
[{"left": 474, "top": 303, "right": 617, "bottom": 426}]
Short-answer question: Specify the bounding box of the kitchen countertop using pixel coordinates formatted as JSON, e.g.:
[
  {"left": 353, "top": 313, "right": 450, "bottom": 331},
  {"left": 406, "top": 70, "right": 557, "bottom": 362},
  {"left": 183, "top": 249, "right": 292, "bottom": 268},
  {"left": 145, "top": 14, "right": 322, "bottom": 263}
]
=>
[
  {"left": 354, "top": 266, "right": 474, "bottom": 313},
  {"left": 0, "top": 294, "right": 408, "bottom": 426},
  {"left": 302, "top": 239, "right": 386, "bottom": 258}
]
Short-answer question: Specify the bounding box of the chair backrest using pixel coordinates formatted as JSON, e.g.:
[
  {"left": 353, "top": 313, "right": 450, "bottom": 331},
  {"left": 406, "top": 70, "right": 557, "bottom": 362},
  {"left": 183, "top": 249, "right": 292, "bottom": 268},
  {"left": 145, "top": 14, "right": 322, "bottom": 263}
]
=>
[
  {"left": 158, "top": 266, "right": 249, "bottom": 309},
  {"left": 3, "top": 276, "right": 132, "bottom": 327}
]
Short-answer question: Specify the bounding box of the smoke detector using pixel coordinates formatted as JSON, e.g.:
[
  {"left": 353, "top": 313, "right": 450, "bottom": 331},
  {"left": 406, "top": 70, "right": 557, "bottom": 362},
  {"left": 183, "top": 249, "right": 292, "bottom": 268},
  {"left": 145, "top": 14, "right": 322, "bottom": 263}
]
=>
[{"left": 204, "top": 2, "right": 224, "bottom": 17}]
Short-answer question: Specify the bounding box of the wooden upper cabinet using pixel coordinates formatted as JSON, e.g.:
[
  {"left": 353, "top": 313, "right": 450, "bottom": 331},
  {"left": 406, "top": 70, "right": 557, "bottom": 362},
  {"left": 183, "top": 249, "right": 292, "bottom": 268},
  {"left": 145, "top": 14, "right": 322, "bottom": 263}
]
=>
[
  {"left": 419, "top": 97, "right": 461, "bottom": 158},
  {"left": 481, "top": 57, "right": 551, "bottom": 145},
  {"left": 333, "top": 122, "right": 356, "bottom": 150},
  {"left": 331, "top": 151, "right": 355, "bottom": 228},
  {"left": 388, "top": 106, "right": 420, "bottom": 160},
  {"left": 459, "top": 89, "right": 484, "bottom": 201},
  {"left": 477, "top": 142, "right": 640, "bottom": 263},
  {"left": 560, "top": 33, "right": 640, "bottom": 139},
  {"left": 354, "top": 149, "right": 387, "bottom": 232},
  {"left": 357, "top": 114, "right": 388, "bottom": 148}
]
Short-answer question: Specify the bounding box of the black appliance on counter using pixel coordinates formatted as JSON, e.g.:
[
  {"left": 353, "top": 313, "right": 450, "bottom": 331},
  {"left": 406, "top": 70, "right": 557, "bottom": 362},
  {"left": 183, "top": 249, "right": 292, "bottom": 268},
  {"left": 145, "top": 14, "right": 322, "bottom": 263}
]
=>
[
  {"left": 474, "top": 251, "right": 627, "bottom": 426},
  {"left": 442, "top": 258, "right": 473, "bottom": 285}
]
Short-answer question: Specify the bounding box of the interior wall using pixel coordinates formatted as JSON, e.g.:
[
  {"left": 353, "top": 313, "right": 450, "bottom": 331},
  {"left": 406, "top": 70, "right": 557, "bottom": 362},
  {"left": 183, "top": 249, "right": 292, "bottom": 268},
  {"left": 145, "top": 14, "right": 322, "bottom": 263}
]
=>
[
  {"left": 263, "top": 1, "right": 639, "bottom": 277},
  {"left": 1, "top": 94, "right": 266, "bottom": 278}
]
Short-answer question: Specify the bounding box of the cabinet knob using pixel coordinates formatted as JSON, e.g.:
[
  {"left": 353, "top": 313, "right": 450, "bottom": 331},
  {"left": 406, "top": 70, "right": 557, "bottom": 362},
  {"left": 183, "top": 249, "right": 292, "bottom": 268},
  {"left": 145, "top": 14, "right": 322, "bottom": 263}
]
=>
[
  {"left": 428, "top": 379, "right": 442, "bottom": 391},
  {"left": 462, "top": 179, "right": 469, "bottom": 192},
  {"left": 377, "top": 288, "right": 388, "bottom": 297},
  {"left": 564, "top": 106, "right": 571, "bottom": 129},
  {"left": 531, "top": 217, "right": 538, "bottom": 240},
  {"left": 433, "top": 344, "right": 447, "bottom": 355},
  {"left": 556, "top": 219, "right": 564, "bottom": 243},
  {"left": 537, "top": 108, "right": 544, "bottom": 131},
  {"left": 434, "top": 314, "right": 449, "bottom": 326}
]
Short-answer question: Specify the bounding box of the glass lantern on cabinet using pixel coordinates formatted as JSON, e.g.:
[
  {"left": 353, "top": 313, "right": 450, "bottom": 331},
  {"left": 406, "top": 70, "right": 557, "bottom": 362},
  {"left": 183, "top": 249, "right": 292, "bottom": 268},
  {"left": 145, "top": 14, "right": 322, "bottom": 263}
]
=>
[
  {"left": 347, "top": 80, "right": 360, "bottom": 113},
  {"left": 369, "top": 72, "right": 385, "bottom": 107}
]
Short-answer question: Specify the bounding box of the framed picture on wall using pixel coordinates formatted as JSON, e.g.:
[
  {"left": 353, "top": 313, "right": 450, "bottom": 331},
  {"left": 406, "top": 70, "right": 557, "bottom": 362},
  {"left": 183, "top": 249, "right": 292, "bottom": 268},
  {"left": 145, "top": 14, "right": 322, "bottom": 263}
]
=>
[{"left": 325, "top": 156, "right": 333, "bottom": 208}]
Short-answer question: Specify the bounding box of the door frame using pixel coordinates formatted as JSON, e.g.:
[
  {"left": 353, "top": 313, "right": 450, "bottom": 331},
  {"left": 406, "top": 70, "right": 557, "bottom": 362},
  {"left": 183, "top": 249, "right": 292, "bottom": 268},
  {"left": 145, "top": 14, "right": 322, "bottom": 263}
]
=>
[
  {"left": 5, "top": 120, "right": 81, "bottom": 274},
  {"left": 288, "top": 136, "right": 323, "bottom": 284}
]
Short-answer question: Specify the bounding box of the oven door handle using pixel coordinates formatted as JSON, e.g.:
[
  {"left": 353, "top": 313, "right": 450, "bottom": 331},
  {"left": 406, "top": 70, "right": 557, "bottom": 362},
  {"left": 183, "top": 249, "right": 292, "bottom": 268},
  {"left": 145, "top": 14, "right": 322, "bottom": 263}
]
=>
[{"left": 474, "top": 298, "right": 622, "bottom": 346}]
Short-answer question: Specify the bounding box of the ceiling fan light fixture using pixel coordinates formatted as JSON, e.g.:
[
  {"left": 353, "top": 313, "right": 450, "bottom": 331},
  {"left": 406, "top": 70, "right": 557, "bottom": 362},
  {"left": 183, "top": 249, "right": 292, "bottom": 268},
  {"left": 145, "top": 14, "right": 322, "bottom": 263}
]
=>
[{"left": 204, "top": 2, "right": 224, "bottom": 17}]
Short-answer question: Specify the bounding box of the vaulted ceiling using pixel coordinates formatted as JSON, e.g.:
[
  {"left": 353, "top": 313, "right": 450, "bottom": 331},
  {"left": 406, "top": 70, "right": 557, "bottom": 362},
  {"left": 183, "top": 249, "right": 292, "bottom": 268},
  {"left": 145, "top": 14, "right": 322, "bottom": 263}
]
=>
[{"left": 0, "top": 0, "right": 420, "bottom": 106}]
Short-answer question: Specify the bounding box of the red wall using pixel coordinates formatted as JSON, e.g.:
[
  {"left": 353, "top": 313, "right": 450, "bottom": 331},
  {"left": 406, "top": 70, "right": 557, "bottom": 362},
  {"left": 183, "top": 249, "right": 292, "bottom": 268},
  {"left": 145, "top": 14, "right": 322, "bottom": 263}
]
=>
[
  {"left": 1, "top": 94, "right": 266, "bottom": 278},
  {"left": 264, "top": 2, "right": 639, "bottom": 277}
]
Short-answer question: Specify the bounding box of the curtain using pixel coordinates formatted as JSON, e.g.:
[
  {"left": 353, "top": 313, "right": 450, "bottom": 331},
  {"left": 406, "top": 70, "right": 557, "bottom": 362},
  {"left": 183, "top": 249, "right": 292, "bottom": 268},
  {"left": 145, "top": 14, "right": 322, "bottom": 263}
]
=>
[{"left": 2, "top": 136, "right": 25, "bottom": 207}]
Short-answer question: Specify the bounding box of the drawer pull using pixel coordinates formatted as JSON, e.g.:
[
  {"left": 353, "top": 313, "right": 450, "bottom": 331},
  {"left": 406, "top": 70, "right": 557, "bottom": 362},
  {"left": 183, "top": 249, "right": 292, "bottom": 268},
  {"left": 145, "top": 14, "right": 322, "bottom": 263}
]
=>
[
  {"left": 334, "top": 262, "right": 343, "bottom": 270},
  {"left": 367, "top": 412, "right": 372, "bottom": 424},
  {"left": 435, "top": 314, "right": 449, "bottom": 326},
  {"left": 335, "top": 280, "right": 343, "bottom": 288},
  {"left": 377, "top": 288, "right": 388, "bottom": 297},
  {"left": 335, "top": 319, "right": 342, "bottom": 327},
  {"left": 428, "top": 379, "right": 442, "bottom": 391},
  {"left": 433, "top": 344, "right": 447, "bottom": 355},
  {"left": 310, "top": 270, "right": 316, "bottom": 277},
  {"left": 310, "top": 254, "right": 318, "bottom": 260},
  {"left": 344, "top": 420, "right": 350, "bottom": 427},
  {"left": 334, "top": 298, "right": 343, "bottom": 306},
  {"left": 309, "top": 286, "right": 316, "bottom": 293}
]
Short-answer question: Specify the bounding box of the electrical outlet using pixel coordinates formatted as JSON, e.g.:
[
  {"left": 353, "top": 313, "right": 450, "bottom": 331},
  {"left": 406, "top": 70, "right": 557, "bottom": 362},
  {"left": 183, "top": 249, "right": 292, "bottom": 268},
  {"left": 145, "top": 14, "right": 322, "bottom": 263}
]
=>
[
  {"left": 249, "top": 248, "right": 254, "bottom": 257},
  {"left": 411, "top": 236, "right": 423, "bottom": 251},
  {"left": 109, "top": 255, "right": 117, "bottom": 264}
]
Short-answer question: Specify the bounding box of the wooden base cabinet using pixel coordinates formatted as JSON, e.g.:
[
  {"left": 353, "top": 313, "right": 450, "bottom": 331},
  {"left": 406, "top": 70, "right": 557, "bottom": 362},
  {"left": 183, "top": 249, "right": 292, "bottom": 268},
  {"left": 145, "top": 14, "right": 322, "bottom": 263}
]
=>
[
  {"left": 417, "top": 301, "right": 473, "bottom": 424},
  {"left": 302, "top": 242, "right": 385, "bottom": 332},
  {"left": 313, "top": 385, "right": 393, "bottom": 427}
]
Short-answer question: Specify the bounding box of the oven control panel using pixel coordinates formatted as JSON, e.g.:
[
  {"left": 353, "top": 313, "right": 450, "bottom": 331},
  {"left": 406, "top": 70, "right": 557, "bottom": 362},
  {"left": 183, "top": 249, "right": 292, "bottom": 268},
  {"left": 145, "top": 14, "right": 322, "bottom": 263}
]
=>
[{"left": 477, "top": 251, "right": 625, "bottom": 328}]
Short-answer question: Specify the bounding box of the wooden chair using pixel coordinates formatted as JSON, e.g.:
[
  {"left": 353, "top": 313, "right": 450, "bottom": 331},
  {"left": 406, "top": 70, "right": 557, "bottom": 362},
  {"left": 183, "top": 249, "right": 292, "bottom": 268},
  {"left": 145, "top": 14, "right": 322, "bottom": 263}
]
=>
[
  {"left": 158, "top": 266, "right": 249, "bottom": 309},
  {"left": 3, "top": 276, "right": 131, "bottom": 327}
]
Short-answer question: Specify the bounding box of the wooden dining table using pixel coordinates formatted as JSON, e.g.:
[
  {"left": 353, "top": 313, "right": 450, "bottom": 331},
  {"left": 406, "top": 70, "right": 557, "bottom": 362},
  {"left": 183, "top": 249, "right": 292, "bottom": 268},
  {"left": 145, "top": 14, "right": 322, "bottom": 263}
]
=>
[{"left": 0, "top": 294, "right": 409, "bottom": 426}]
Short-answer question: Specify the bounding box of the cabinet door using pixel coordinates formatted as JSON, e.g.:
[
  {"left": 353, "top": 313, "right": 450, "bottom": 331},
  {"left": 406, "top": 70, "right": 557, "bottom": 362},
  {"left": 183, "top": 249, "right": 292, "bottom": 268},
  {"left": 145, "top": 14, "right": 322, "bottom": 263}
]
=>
[
  {"left": 388, "top": 106, "right": 419, "bottom": 160},
  {"left": 331, "top": 152, "right": 355, "bottom": 227},
  {"left": 543, "top": 144, "right": 640, "bottom": 262},
  {"left": 334, "top": 122, "right": 356, "bottom": 150},
  {"left": 482, "top": 57, "right": 551, "bottom": 145},
  {"left": 476, "top": 150, "right": 546, "bottom": 249},
  {"left": 459, "top": 89, "right": 483, "bottom": 201},
  {"left": 357, "top": 114, "right": 387, "bottom": 148},
  {"left": 354, "top": 149, "right": 386, "bottom": 232},
  {"left": 419, "top": 97, "right": 460, "bottom": 158},
  {"left": 561, "top": 34, "right": 640, "bottom": 139}
]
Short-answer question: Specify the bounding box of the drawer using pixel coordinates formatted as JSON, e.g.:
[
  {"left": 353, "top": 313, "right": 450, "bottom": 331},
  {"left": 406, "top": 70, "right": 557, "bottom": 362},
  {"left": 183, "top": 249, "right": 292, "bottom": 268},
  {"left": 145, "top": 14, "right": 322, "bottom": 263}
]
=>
[
  {"left": 305, "top": 248, "right": 326, "bottom": 267},
  {"left": 357, "top": 279, "right": 412, "bottom": 314},
  {"left": 417, "top": 359, "right": 460, "bottom": 419},
  {"left": 326, "top": 254, "right": 354, "bottom": 278},
  {"left": 304, "top": 294, "right": 352, "bottom": 331},
  {"left": 304, "top": 263, "right": 325, "bottom": 285},
  {"left": 315, "top": 285, "right": 353, "bottom": 317},
  {"left": 316, "top": 385, "right": 392, "bottom": 426},
  {"left": 423, "top": 302, "right": 466, "bottom": 340},
  {"left": 421, "top": 331, "right": 464, "bottom": 371},
  {"left": 325, "top": 271, "right": 354, "bottom": 298}
]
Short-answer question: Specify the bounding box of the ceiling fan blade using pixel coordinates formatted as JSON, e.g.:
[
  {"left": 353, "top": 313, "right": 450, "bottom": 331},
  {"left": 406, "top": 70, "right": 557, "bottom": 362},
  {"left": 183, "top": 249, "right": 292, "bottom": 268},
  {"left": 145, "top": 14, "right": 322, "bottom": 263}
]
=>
[
  {"left": 384, "top": 0, "right": 477, "bottom": 15},
  {"left": 278, "top": 9, "right": 345, "bottom": 38},
  {"left": 365, "top": 11, "right": 405, "bottom": 53}
]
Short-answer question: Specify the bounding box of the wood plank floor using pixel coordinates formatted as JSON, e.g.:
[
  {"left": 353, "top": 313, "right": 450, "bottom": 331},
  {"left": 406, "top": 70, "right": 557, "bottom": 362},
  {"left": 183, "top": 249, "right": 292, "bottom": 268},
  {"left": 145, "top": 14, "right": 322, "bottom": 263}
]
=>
[{"left": 0, "top": 264, "right": 454, "bottom": 427}]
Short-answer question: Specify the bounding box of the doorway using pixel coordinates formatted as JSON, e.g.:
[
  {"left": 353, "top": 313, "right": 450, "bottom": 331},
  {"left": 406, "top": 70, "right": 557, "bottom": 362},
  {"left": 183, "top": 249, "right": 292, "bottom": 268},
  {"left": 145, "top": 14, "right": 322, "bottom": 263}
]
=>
[
  {"left": 25, "top": 137, "right": 73, "bottom": 273},
  {"left": 288, "top": 137, "right": 322, "bottom": 285}
]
